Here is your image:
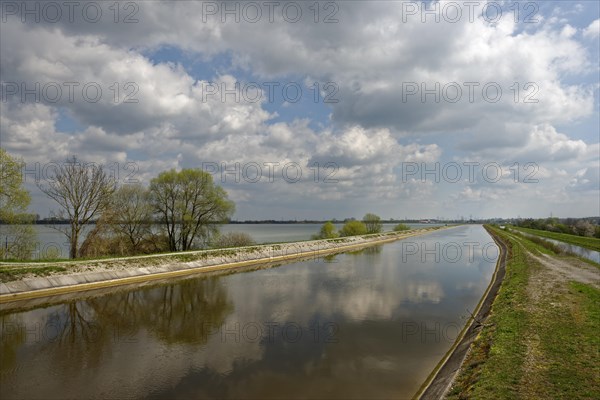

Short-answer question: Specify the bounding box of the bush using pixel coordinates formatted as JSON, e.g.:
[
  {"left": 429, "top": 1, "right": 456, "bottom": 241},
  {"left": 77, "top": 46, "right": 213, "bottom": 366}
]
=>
[
  {"left": 340, "top": 220, "right": 368, "bottom": 237},
  {"left": 393, "top": 223, "right": 411, "bottom": 232},
  {"left": 574, "top": 220, "right": 595, "bottom": 237},
  {"left": 312, "top": 221, "right": 339, "bottom": 239},
  {"left": 0, "top": 223, "right": 36, "bottom": 260},
  {"left": 212, "top": 232, "right": 256, "bottom": 248},
  {"left": 79, "top": 221, "right": 169, "bottom": 258}
]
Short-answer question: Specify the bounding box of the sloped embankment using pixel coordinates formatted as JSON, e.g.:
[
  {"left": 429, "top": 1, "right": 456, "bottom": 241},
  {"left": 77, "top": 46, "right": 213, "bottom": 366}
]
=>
[{"left": 0, "top": 227, "right": 445, "bottom": 303}]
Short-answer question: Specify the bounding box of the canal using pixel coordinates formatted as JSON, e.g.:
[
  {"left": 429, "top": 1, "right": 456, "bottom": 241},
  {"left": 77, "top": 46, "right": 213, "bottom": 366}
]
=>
[{"left": 0, "top": 225, "right": 498, "bottom": 399}]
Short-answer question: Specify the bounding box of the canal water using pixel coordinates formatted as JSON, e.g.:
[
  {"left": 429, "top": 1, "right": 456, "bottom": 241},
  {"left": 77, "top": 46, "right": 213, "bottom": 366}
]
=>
[{"left": 0, "top": 225, "right": 497, "bottom": 399}]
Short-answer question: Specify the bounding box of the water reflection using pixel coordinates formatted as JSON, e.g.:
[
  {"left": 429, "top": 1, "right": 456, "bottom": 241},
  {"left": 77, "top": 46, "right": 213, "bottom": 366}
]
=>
[
  {"left": 1, "top": 225, "right": 496, "bottom": 399},
  {"left": 1, "top": 278, "right": 234, "bottom": 399},
  {"left": 347, "top": 245, "right": 383, "bottom": 256}
]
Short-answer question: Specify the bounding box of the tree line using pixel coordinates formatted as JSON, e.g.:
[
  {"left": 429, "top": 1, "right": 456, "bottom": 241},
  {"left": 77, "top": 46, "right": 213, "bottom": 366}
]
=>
[
  {"left": 1, "top": 151, "right": 236, "bottom": 259},
  {"left": 516, "top": 217, "right": 600, "bottom": 238}
]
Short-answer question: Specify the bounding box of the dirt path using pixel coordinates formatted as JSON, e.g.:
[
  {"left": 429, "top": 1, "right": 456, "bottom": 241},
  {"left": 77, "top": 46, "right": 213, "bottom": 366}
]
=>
[{"left": 527, "top": 252, "right": 600, "bottom": 288}]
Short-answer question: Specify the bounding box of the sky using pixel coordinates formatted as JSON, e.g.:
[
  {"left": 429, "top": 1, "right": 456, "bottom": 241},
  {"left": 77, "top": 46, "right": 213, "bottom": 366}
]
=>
[{"left": 1, "top": 0, "right": 599, "bottom": 220}]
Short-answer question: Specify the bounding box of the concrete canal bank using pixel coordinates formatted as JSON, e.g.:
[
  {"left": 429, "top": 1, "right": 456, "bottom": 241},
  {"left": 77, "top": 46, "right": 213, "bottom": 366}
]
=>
[{"left": 0, "top": 227, "right": 450, "bottom": 303}]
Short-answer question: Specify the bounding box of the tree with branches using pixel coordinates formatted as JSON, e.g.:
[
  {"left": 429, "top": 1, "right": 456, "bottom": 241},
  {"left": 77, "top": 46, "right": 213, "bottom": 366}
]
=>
[
  {"left": 0, "top": 149, "right": 36, "bottom": 259},
  {"left": 106, "top": 184, "right": 154, "bottom": 251},
  {"left": 149, "top": 169, "right": 235, "bottom": 251},
  {"left": 363, "top": 213, "right": 383, "bottom": 234},
  {"left": 37, "top": 156, "right": 115, "bottom": 258}
]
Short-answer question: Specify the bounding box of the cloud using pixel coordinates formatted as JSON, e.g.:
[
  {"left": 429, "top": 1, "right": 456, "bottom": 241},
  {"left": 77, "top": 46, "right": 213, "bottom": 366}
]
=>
[
  {"left": 569, "top": 165, "right": 600, "bottom": 192},
  {"left": 524, "top": 125, "right": 588, "bottom": 162},
  {"left": 1, "top": 1, "right": 598, "bottom": 218},
  {"left": 456, "top": 124, "right": 597, "bottom": 169},
  {"left": 583, "top": 19, "right": 600, "bottom": 38},
  {"left": 0, "top": 21, "right": 272, "bottom": 139}
]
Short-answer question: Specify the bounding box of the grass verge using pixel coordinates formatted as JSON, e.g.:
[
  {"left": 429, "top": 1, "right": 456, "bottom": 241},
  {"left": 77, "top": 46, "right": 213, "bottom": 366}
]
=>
[{"left": 446, "top": 226, "right": 600, "bottom": 399}]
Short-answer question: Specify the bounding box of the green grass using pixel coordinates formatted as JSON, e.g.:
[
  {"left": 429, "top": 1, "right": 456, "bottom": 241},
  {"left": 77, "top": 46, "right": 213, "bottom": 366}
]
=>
[
  {"left": 510, "top": 226, "right": 600, "bottom": 252},
  {"left": 510, "top": 229, "right": 573, "bottom": 255},
  {"left": 447, "top": 226, "right": 600, "bottom": 399}
]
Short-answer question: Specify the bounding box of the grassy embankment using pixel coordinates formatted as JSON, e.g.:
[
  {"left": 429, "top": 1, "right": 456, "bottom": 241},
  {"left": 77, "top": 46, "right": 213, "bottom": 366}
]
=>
[
  {"left": 510, "top": 226, "right": 600, "bottom": 252},
  {"left": 446, "top": 225, "right": 599, "bottom": 399}
]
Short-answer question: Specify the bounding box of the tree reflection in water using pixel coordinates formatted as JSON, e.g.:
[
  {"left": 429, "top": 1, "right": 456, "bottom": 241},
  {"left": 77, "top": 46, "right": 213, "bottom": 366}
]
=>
[
  {"left": 347, "top": 245, "right": 383, "bottom": 256},
  {"left": 134, "top": 278, "right": 233, "bottom": 344},
  {"left": 0, "top": 314, "right": 26, "bottom": 374},
  {"left": 0, "top": 276, "right": 233, "bottom": 372}
]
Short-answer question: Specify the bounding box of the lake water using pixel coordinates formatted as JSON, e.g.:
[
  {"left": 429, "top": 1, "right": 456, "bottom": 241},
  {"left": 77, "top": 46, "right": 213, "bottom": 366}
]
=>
[
  {"left": 16, "top": 223, "right": 447, "bottom": 260},
  {"left": 0, "top": 225, "right": 497, "bottom": 399}
]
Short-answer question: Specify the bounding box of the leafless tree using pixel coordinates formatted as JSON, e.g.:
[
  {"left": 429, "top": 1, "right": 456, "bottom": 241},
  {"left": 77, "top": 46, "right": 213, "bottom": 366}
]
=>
[
  {"left": 106, "top": 184, "right": 153, "bottom": 251},
  {"left": 37, "top": 156, "right": 115, "bottom": 258}
]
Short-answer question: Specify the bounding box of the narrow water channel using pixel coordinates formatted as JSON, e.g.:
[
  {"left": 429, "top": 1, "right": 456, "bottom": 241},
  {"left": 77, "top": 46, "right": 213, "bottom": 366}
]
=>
[
  {"left": 513, "top": 230, "right": 600, "bottom": 263},
  {"left": 0, "top": 225, "right": 498, "bottom": 399}
]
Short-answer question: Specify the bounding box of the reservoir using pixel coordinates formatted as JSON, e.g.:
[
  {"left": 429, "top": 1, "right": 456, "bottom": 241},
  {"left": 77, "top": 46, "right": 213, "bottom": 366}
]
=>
[{"left": 0, "top": 225, "right": 497, "bottom": 399}]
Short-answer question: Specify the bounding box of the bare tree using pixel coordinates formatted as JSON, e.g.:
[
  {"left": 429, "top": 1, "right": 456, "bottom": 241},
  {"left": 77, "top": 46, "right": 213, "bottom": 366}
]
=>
[
  {"left": 80, "top": 184, "right": 157, "bottom": 257},
  {"left": 107, "top": 184, "right": 153, "bottom": 250},
  {"left": 37, "top": 156, "right": 115, "bottom": 258}
]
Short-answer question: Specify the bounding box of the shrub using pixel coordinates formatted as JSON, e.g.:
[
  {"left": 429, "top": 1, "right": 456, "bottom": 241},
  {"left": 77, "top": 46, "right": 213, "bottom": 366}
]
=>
[
  {"left": 393, "top": 223, "right": 411, "bottom": 232},
  {"left": 312, "top": 221, "right": 339, "bottom": 239},
  {"left": 340, "top": 220, "right": 368, "bottom": 236}
]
